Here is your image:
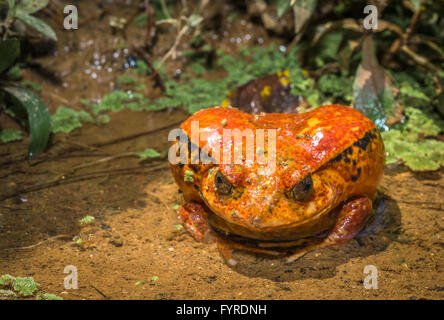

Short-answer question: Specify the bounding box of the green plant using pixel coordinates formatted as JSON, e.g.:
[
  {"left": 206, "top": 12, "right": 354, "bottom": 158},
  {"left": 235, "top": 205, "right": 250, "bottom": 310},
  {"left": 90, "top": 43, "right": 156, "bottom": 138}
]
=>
[
  {"left": 51, "top": 107, "right": 94, "bottom": 134},
  {"left": 0, "top": 128, "right": 21, "bottom": 142},
  {"left": 0, "top": 0, "right": 57, "bottom": 155},
  {"left": 382, "top": 107, "right": 444, "bottom": 171},
  {"left": 137, "top": 148, "right": 161, "bottom": 159},
  {"left": 36, "top": 292, "right": 63, "bottom": 300},
  {"left": 0, "top": 274, "right": 63, "bottom": 300},
  {"left": 79, "top": 215, "right": 95, "bottom": 225},
  {"left": 0, "top": 274, "right": 39, "bottom": 296}
]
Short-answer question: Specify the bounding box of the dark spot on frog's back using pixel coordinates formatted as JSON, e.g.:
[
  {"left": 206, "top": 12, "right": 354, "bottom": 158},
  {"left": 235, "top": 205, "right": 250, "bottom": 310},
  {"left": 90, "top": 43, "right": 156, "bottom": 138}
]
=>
[
  {"left": 351, "top": 167, "right": 362, "bottom": 182},
  {"left": 329, "top": 146, "right": 352, "bottom": 164},
  {"left": 353, "top": 130, "right": 378, "bottom": 151},
  {"left": 330, "top": 153, "right": 342, "bottom": 163}
]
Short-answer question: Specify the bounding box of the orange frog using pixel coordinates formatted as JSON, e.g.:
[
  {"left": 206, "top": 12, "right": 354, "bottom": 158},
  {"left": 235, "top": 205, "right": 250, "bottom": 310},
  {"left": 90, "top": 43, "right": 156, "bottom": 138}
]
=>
[{"left": 170, "top": 105, "right": 385, "bottom": 265}]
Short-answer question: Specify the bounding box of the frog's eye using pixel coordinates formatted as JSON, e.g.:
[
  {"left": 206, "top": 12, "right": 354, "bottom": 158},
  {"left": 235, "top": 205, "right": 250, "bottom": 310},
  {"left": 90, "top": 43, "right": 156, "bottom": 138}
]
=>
[
  {"left": 214, "top": 171, "right": 232, "bottom": 195},
  {"left": 289, "top": 174, "right": 313, "bottom": 202}
]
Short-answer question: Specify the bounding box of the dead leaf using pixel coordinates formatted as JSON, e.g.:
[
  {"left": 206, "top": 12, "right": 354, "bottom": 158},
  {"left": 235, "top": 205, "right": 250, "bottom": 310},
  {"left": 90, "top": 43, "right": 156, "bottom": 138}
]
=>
[
  {"left": 353, "top": 35, "right": 398, "bottom": 129},
  {"left": 292, "top": 0, "right": 317, "bottom": 35}
]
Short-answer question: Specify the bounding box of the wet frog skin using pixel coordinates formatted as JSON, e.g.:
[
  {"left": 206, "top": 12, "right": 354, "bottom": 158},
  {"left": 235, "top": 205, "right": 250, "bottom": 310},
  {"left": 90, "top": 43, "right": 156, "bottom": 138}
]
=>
[{"left": 170, "top": 104, "right": 385, "bottom": 264}]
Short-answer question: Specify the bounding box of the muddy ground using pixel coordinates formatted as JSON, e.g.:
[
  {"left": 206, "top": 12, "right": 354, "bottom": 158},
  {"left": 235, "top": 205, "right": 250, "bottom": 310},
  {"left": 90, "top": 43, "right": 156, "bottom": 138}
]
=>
[{"left": 0, "top": 1, "right": 443, "bottom": 300}]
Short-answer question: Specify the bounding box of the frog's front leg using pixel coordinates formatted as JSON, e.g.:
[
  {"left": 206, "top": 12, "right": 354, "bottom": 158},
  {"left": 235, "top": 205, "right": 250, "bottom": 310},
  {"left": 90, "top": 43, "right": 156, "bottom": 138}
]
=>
[
  {"left": 287, "top": 196, "right": 373, "bottom": 263},
  {"left": 179, "top": 202, "right": 240, "bottom": 265},
  {"left": 179, "top": 202, "right": 215, "bottom": 243}
]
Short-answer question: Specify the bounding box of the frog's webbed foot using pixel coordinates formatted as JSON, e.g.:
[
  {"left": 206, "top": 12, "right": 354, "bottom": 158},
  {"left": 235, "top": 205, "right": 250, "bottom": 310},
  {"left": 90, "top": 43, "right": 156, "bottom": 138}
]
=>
[
  {"left": 179, "top": 202, "right": 215, "bottom": 243},
  {"left": 286, "top": 196, "right": 373, "bottom": 263}
]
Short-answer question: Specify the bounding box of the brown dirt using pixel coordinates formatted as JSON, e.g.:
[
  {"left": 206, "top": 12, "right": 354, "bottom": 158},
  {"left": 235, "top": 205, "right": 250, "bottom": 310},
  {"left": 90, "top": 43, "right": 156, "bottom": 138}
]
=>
[{"left": 0, "top": 1, "right": 443, "bottom": 300}]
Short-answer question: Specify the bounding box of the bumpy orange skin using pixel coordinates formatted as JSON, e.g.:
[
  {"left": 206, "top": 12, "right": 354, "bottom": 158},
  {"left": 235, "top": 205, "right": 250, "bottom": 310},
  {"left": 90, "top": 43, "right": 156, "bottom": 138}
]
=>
[{"left": 171, "top": 105, "right": 385, "bottom": 243}]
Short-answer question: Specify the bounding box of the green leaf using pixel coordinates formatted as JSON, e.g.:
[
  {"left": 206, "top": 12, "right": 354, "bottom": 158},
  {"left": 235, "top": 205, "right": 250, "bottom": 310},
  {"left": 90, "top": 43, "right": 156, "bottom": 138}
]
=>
[
  {"left": 0, "top": 274, "right": 16, "bottom": 286},
  {"left": 382, "top": 129, "right": 444, "bottom": 171},
  {"left": 0, "top": 39, "right": 20, "bottom": 74},
  {"left": 353, "top": 36, "right": 394, "bottom": 131},
  {"left": 0, "top": 289, "right": 17, "bottom": 298},
  {"left": 133, "top": 13, "right": 147, "bottom": 27},
  {"left": 117, "top": 74, "right": 138, "bottom": 85},
  {"left": 16, "top": 13, "right": 57, "bottom": 41},
  {"left": 137, "top": 148, "right": 161, "bottom": 159},
  {"left": 187, "top": 14, "right": 203, "bottom": 27},
  {"left": 408, "top": 0, "right": 420, "bottom": 10},
  {"left": 399, "top": 83, "right": 430, "bottom": 101},
  {"left": 133, "top": 60, "right": 149, "bottom": 76},
  {"left": 22, "top": 80, "right": 43, "bottom": 92},
  {"left": 12, "top": 277, "right": 39, "bottom": 296},
  {"left": 2, "top": 86, "right": 51, "bottom": 156},
  {"left": 184, "top": 170, "right": 194, "bottom": 182},
  {"left": 7, "top": 0, "right": 15, "bottom": 10},
  {"left": 15, "top": 0, "right": 48, "bottom": 15},
  {"left": 36, "top": 292, "right": 63, "bottom": 300},
  {"left": 403, "top": 107, "right": 443, "bottom": 138},
  {"left": 79, "top": 215, "right": 95, "bottom": 225},
  {"left": 277, "top": 0, "right": 291, "bottom": 17},
  {"left": 0, "top": 129, "right": 22, "bottom": 143},
  {"left": 6, "top": 64, "right": 22, "bottom": 80}
]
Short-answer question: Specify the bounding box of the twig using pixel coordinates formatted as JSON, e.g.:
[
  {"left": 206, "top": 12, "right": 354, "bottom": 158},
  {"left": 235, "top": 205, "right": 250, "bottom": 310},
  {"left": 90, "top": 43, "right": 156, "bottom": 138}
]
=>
[
  {"left": 401, "top": 45, "right": 436, "bottom": 70},
  {"left": 90, "top": 284, "right": 109, "bottom": 299},
  {"left": 144, "top": 0, "right": 157, "bottom": 51},
  {"left": 383, "top": 6, "right": 422, "bottom": 66},
  {"left": 158, "top": 21, "right": 189, "bottom": 67},
  {"left": 2, "top": 235, "right": 71, "bottom": 251},
  {"left": 0, "top": 163, "right": 169, "bottom": 201},
  {"left": 133, "top": 46, "right": 166, "bottom": 91},
  {"left": 66, "top": 152, "right": 139, "bottom": 175},
  {"left": 156, "top": 18, "right": 179, "bottom": 26}
]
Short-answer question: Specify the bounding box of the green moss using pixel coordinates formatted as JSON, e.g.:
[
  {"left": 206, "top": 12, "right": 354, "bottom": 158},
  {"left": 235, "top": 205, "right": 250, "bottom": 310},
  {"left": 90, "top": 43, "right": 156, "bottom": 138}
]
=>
[
  {"left": 79, "top": 216, "right": 95, "bottom": 225},
  {"left": 11, "top": 276, "right": 39, "bottom": 296},
  {"left": 0, "top": 129, "right": 22, "bottom": 143},
  {"left": 133, "top": 60, "right": 149, "bottom": 76},
  {"left": 36, "top": 292, "right": 63, "bottom": 300},
  {"left": 117, "top": 74, "right": 138, "bottom": 85},
  {"left": 0, "top": 289, "right": 17, "bottom": 298},
  {"left": 184, "top": 170, "right": 194, "bottom": 182},
  {"left": 137, "top": 148, "right": 161, "bottom": 159},
  {"left": 0, "top": 274, "right": 16, "bottom": 286},
  {"left": 318, "top": 74, "right": 353, "bottom": 103},
  {"left": 51, "top": 107, "right": 94, "bottom": 134},
  {"left": 382, "top": 107, "right": 444, "bottom": 171}
]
